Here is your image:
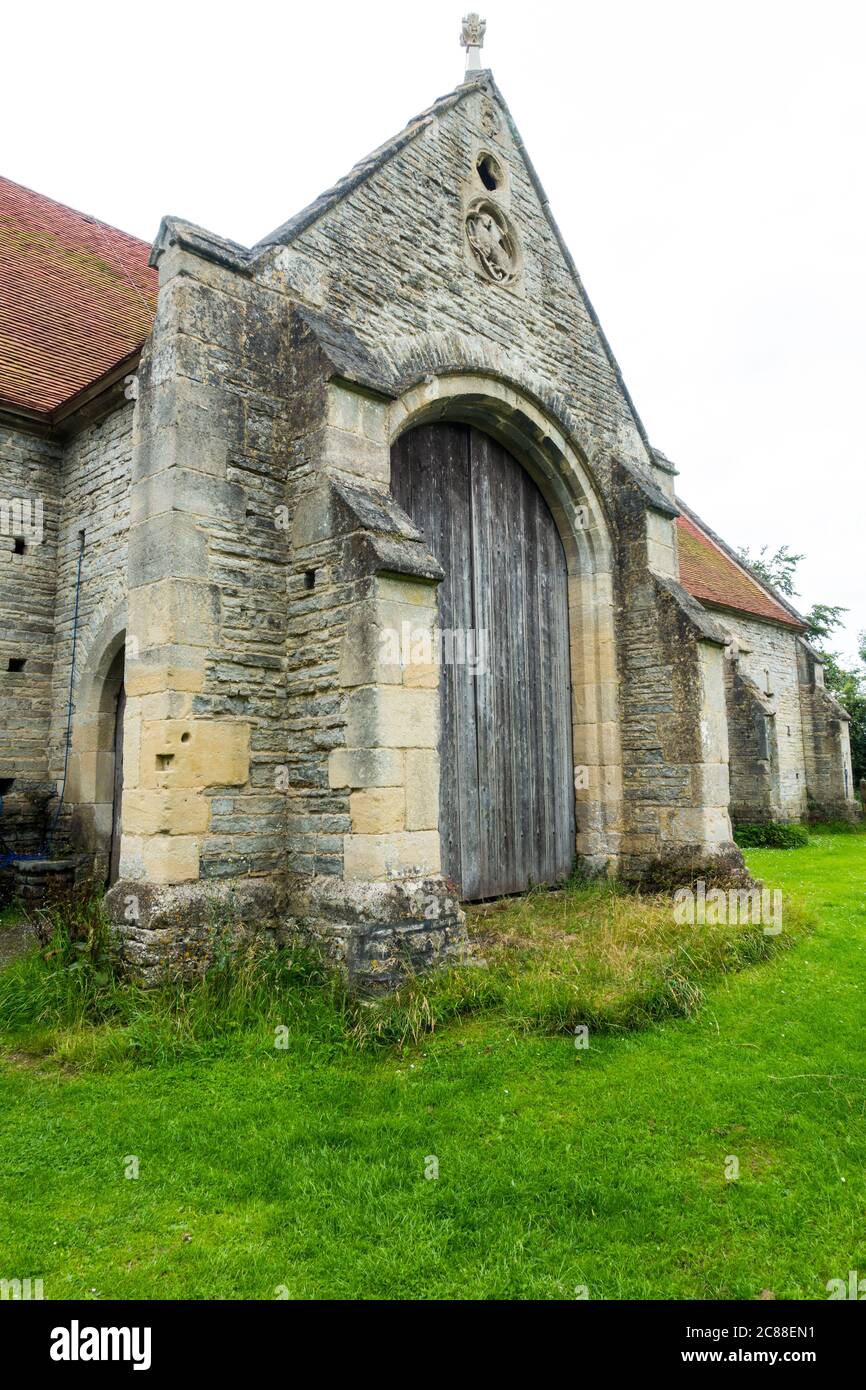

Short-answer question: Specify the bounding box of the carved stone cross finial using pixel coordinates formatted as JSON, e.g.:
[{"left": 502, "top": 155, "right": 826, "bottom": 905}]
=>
[{"left": 460, "top": 13, "right": 486, "bottom": 76}]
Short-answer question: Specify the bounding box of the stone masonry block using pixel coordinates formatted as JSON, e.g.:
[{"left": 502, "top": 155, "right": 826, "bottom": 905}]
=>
[
  {"left": 140, "top": 720, "right": 251, "bottom": 790},
  {"left": 291, "top": 487, "right": 334, "bottom": 549},
  {"left": 320, "top": 427, "right": 389, "bottom": 484},
  {"left": 131, "top": 468, "right": 246, "bottom": 528},
  {"left": 125, "top": 649, "right": 206, "bottom": 698},
  {"left": 376, "top": 575, "right": 439, "bottom": 608},
  {"left": 342, "top": 830, "right": 441, "bottom": 881},
  {"left": 339, "top": 599, "right": 403, "bottom": 689},
  {"left": 128, "top": 580, "right": 220, "bottom": 651},
  {"left": 345, "top": 687, "right": 438, "bottom": 749},
  {"left": 133, "top": 422, "right": 230, "bottom": 484},
  {"left": 404, "top": 750, "right": 439, "bottom": 830},
  {"left": 123, "top": 788, "right": 211, "bottom": 836},
  {"left": 128, "top": 514, "right": 209, "bottom": 586},
  {"left": 328, "top": 747, "right": 404, "bottom": 789},
  {"left": 349, "top": 787, "right": 405, "bottom": 834},
  {"left": 120, "top": 833, "right": 201, "bottom": 885},
  {"left": 326, "top": 382, "right": 388, "bottom": 445}
]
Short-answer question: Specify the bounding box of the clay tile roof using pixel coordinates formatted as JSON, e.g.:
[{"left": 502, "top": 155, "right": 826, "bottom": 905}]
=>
[
  {"left": 676, "top": 508, "right": 806, "bottom": 630},
  {"left": 0, "top": 176, "right": 157, "bottom": 414}
]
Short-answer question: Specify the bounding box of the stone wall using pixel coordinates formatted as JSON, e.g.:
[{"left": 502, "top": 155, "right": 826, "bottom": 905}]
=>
[
  {"left": 612, "top": 459, "right": 733, "bottom": 875},
  {"left": 713, "top": 613, "right": 857, "bottom": 825},
  {"left": 45, "top": 400, "right": 133, "bottom": 871},
  {"left": 282, "top": 82, "right": 651, "bottom": 494},
  {"left": 719, "top": 614, "right": 808, "bottom": 822},
  {"left": 107, "top": 255, "right": 468, "bottom": 983},
  {"left": 797, "top": 642, "right": 857, "bottom": 819},
  {"left": 116, "top": 251, "right": 295, "bottom": 895},
  {"left": 0, "top": 420, "right": 60, "bottom": 851},
  {"left": 724, "top": 659, "right": 780, "bottom": 824},
  {"left": 0, "top": 398, "right": 136, "bottom": 869}
]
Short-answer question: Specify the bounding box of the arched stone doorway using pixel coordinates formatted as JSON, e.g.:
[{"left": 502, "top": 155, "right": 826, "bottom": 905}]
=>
[
  {"left": 391, "top": 420, "right": 575, "bottom": 899},
  {"left": 385, "top": 370, "right": 623, "bottom": 882},
  {"left": 65, "top": 630, "right": 126, "bottom": 883}
]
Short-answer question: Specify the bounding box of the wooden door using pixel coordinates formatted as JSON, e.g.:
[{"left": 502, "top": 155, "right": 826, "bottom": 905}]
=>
[
  {"left": 391, "top": 422, "right": 575, "bottom": 900},
  {"left": 108, "top": 681, "right": 125, "bottom": 886}
]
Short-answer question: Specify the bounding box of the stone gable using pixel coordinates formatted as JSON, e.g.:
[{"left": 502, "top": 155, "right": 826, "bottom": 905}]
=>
[{"left": 261, "top": 78, "right": 654, "bottom": 494}]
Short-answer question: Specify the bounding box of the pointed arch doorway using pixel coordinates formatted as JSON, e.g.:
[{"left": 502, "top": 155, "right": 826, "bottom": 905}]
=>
[
  {"left": 89, "top": 640, "right": 126, "bottom": 889},
  {"left": 107, "top": 676, "right": 125, "bottom": 886},
  {"left": 391, "top": 421, "right": 575, "bottom": 900}
]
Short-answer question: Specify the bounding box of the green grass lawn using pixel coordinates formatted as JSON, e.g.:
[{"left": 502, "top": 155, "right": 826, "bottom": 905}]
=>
[{"left": 1, "top": 827, "right": 864, "bottom": 1300}]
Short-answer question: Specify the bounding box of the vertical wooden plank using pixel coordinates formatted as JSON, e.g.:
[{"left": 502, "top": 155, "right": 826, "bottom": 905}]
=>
[
  {"left": 391, "top": 421, "right": 574, "bottom": 902},
  {"left": 525, "top": 480, "right": 550, "bottom": 884},
  {"left": 468, "top": 428, "right": 497, "bottom": 895},
  {"left": 444, "top": 425, "right": 481, "bottom": 897}
]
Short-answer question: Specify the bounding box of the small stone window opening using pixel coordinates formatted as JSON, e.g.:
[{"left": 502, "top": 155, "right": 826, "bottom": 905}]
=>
[
  {"left": 8, "top": 657, "right": 25, "bottom": 672},
  {"left": 304, "top": 570, "right": 316, "bottom": 590},
  {"left": 156, "top": 753, "right": 175, "bottom": 770},
  {"left": 12, "top": 537, "right": 25, "bottom": 555},
  {"left": 477, "top": 152, "right": 503, "bottom": 191},
  {"left": 0, "top": 778, "right": 14, "bottom": 795}
]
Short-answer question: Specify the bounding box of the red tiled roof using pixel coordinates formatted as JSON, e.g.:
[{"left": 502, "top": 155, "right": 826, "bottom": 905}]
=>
[
  {"left": 0, "top": 176, "right": 157, "bottom": 413},
  {"left": 677, "top": 512, "right": 805, "bottom": 629}
]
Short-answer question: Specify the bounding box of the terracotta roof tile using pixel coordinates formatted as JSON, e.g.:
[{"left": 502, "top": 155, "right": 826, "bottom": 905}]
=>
[
  {"left": 677, "top": 510, "right": 805, "bottom": 629},
  {"left": 0, "top": 176, "right": 157, "bottom": 413}
]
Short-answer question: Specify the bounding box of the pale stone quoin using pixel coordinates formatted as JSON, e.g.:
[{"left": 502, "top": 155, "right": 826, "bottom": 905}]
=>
[{"left": 0, "top": 43, "right": 856, "bottom": 987}]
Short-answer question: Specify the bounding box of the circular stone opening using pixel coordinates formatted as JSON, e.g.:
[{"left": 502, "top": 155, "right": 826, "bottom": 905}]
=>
[{"left": 476, "top": 152, "right": 503, "bottom": 191}]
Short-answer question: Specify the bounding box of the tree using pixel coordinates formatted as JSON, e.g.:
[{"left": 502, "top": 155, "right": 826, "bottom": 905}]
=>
[
  {"left": 804, "top": 602, "right": 848, "bottom": 648},
  {"left": 737, "top": 543, "right": 804, "bottom": 598}
]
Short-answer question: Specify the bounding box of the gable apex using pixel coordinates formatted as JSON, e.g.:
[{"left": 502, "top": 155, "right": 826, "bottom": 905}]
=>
[
  {"left": 255, "top": 74, "right": 492, "bottom": 252},
  {"left": 252, "top": 72, "right": 654, "bottom": 465}
]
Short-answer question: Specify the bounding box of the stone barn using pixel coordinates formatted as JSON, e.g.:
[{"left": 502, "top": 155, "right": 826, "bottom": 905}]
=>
[{"left": 0, "top": 43, "right": 856, "bottom": 984}]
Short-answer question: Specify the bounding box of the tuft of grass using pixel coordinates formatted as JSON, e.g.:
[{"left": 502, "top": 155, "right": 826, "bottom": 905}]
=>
[
  {"left": 348, "top": 879, "right": 807, "bottom": 1048},
  {"left": 0, "top": 874, "right": 810, "bottom": 1066},
  {"left": 734, "top": 822, "right": 810, "bottom": 849},
  {"left": 0, "top": 922, "right": 350, "bottom": 1069},
  {"left": 0, "top": 889, "right": 121, "bottom": 1036},
  {"left": 808, "top": 816, "right": 866, "bottom": 835}
]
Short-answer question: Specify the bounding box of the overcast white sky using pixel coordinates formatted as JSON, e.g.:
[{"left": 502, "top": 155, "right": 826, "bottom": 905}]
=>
[{"left": 5, "top": 0, "right": 864, "bottom": 660}]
